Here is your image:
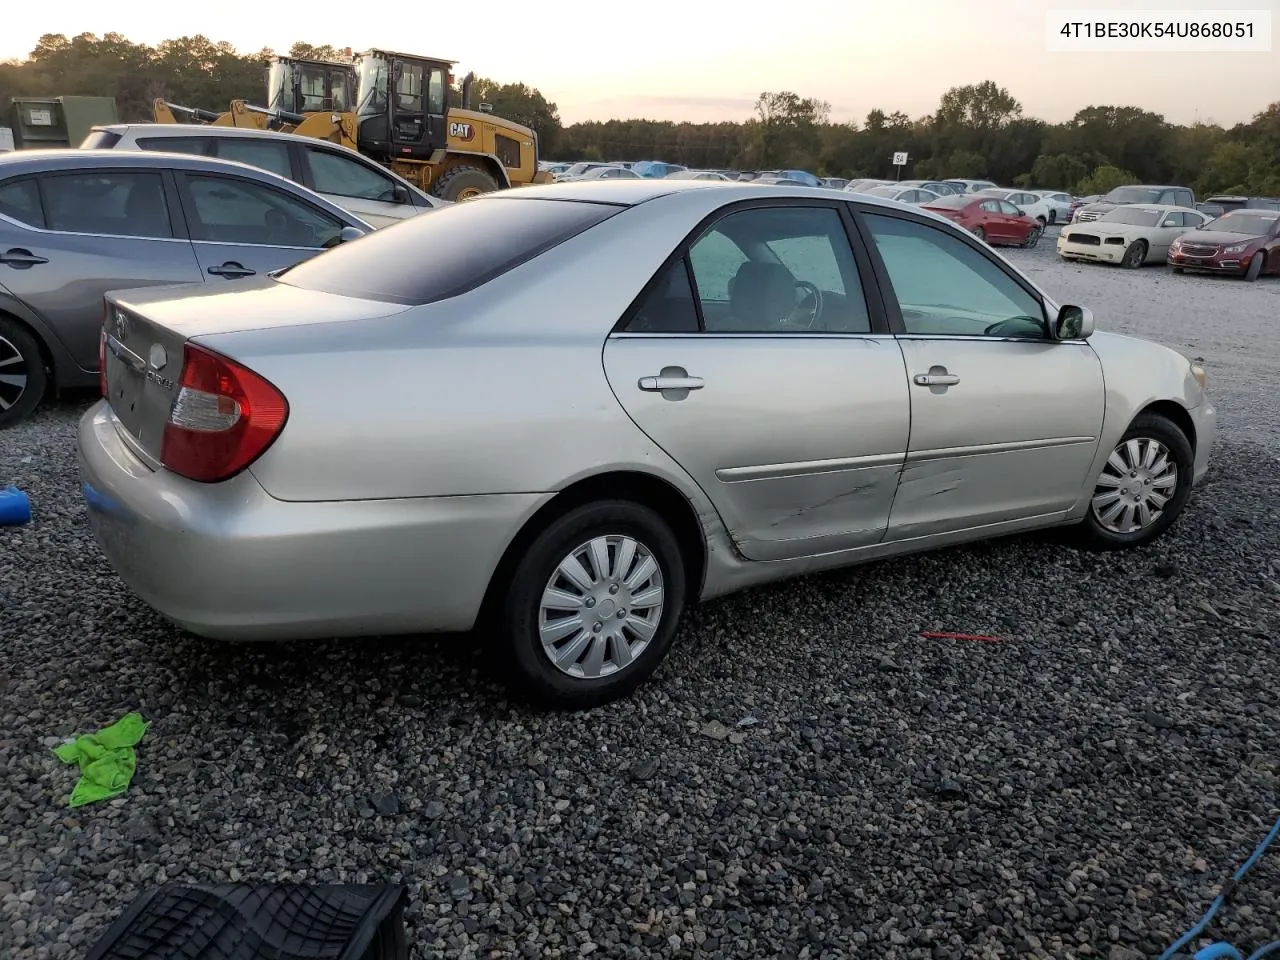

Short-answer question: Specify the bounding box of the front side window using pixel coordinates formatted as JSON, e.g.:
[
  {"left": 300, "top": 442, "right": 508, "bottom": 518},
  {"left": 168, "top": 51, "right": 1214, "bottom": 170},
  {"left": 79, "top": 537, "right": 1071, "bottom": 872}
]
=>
[
  {"left": 998, "top": 200, "right": 1021, "bottom": 216},
  {"left": 182, "top": 174, "right": 342, "bottom": 248},
  {"left": 686, "top": 206, "right": 871, "bottom": 334},
  {"left": 40, "top": 172, "right": 172, "bottom": 239},
  {"left": 306, "top": 147, "right": 400, "bottom": 201},
  {"left": 863, "top": 213, "right": 1046, "bottom": 339},
  {"left": 0, "top": 178, "right": 44, "bottom": 228}
]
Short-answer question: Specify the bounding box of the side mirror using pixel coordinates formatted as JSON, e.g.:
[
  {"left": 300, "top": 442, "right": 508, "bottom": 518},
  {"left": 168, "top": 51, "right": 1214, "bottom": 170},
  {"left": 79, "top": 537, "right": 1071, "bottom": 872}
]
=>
[
  {"left": 1054, "top": 304, "right": 1094, "bottom": 340},
  {"left": 393, "top": 184, "right": 412, "bottom": 204},
  {"left": 339, "top": 225, "right": 367, "bottom": 243}
]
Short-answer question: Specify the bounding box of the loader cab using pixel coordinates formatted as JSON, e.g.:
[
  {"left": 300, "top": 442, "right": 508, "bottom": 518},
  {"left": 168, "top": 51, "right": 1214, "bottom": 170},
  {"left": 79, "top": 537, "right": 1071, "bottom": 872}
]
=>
[
  {"left": 354, "top": 50, "right": 451, "bottom": 163},
  {"left": 265, "top": 57, "right": 355, "bottom": 116}
]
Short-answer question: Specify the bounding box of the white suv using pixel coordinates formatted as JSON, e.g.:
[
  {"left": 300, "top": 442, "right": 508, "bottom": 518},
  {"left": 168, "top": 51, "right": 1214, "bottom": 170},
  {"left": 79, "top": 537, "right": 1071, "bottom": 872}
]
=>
[{"left": 82, "top": 124, "right": 447, "bottom": 228}]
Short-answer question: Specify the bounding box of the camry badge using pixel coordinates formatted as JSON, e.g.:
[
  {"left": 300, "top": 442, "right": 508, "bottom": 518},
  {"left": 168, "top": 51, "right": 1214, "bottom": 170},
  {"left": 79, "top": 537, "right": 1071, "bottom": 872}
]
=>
[{"left": 149, "top": 344, "right": 167, "bottom": 371}]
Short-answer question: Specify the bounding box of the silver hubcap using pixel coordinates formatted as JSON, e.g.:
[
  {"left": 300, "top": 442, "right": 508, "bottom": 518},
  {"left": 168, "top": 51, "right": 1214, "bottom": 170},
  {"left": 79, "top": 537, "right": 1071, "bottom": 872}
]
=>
[
  {"left": 0, "top": 334, "right": 29, "bottom": 412},
  {"left": 1091, "top": 437, "right": 1178, "bottom": 534},
  {"left": 539, "top": 535, "right": 665, "bottom": 679}
]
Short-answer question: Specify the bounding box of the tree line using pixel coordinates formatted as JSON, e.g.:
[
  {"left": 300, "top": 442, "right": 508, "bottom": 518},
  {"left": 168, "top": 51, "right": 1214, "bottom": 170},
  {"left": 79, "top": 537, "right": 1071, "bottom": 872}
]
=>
[{"left": 3, "top": 33, "right": 1277, "bottom": 197}]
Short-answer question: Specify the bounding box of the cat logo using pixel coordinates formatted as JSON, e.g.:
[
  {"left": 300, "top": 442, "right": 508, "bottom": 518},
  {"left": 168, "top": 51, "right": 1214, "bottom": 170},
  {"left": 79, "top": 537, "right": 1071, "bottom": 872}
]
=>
[{"left": 449, "top": 121, "right": 475, "bottom": 141}]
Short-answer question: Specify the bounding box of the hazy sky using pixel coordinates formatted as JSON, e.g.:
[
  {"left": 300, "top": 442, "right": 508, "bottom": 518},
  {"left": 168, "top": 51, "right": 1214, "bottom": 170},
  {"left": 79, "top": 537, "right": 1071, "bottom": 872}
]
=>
[{"left": 4, "top": 0, "right": 1277, "bottom": 127}]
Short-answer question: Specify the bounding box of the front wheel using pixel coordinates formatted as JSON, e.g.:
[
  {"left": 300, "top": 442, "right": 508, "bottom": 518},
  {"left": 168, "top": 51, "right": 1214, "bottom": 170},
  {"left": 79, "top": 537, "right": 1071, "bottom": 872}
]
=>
[
  {"left": 1121, "top": 240, "right": 1147, "bottom": 269},
  {"left": 972, "top": 226, "right": 986, "bottom": 243},
  {"left": 500, "top": 501, "right": 687, "bottom": 709},
  {"left": 1075, "top": 414, "right": 1194, "bottom": 551},
  {"left": 1244, "top": 251, "right": 1264, "bottom": 281},
  {"left": 1023, "top": 224, "right": 1043, "bottom": 248}
]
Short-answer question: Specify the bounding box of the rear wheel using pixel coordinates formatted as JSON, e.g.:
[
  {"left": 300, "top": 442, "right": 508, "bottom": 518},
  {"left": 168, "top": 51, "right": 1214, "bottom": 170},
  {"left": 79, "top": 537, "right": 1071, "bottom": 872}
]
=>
[
  {"left": 1075, "top": 414, "right": 1193, "bottom": 551},
  {"left": 0, "top": 317, "right": 47, "bottom": 429},
  {"left": 500, "top": 501, "right": 687, "bottom": 709},
  {"left": 1244, "top": 251, "right": 1264, "bottom": 281},
  {"left": 431, "top": 164, "right": 500, "bottom": 202},
  {"left": 1121, "top": 240, "right": 1147, "bottom": 269}
]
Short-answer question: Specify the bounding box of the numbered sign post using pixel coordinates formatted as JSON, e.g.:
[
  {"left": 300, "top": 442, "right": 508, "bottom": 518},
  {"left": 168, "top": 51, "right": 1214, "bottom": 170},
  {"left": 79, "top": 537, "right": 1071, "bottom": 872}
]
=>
[{"left": 891, "top": 151, "right": 908, "bottom": 180}]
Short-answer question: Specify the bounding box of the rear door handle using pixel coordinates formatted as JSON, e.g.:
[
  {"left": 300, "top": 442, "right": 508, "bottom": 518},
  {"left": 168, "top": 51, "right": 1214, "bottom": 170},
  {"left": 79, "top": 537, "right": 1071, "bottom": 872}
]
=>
[
  {"left": 0, "top": 248, "right": 49, "bottom": 267},
  {"left": 914, "top": 373, "right": 960, "bottom": 387},
  {"left": 207, "top": 262, "right": 256, "bottom": 278},
  {"left": 638, "top": 375, "right": 704, "bottom": 391}
]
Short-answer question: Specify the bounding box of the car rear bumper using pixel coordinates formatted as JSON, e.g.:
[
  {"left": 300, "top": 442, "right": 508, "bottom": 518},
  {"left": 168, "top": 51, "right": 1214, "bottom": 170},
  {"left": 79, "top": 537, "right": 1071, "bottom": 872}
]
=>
[{"left": 77, "top": 401, "right": 550, "bottom": 640}]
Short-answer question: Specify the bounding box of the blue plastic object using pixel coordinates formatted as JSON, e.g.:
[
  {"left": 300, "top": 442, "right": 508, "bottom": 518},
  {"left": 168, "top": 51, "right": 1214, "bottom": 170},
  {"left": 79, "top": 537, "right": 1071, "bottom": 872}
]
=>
[{"left": 0, "top": 485, "right": 31, "bottom": 526}]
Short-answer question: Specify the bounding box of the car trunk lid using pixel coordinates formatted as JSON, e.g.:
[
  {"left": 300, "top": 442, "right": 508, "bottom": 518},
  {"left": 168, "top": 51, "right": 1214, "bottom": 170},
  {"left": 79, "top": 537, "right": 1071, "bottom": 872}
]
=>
[{"left": 102, "top": 278, "right": 410, "bottom": 463}]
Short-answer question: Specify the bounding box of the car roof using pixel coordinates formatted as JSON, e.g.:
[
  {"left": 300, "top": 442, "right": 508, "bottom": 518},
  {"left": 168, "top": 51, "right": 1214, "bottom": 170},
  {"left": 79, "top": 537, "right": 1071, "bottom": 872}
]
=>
[
  {"left": 484, "top": 179, "right": 945, "bottom": 217},
  {"left": 97, "top": 122, "right": 357, "bottom": 149}
]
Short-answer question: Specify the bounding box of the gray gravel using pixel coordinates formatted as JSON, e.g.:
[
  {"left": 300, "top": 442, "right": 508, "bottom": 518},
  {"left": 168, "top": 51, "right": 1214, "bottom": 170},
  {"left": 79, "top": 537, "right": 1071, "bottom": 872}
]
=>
[{"left": 2, "top": 250, "right": 1279, "bottom": 959}]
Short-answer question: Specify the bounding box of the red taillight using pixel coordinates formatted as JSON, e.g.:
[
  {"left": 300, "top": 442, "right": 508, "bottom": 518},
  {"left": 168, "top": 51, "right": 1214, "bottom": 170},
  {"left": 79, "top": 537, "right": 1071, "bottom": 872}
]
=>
[{"left": 160, "top": 343, "right": 288, "bottom": 483}]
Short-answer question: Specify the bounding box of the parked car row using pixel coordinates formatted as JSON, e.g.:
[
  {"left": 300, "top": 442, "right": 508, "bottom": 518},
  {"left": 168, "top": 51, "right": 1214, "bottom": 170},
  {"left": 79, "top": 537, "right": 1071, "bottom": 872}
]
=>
[{"left": 73, "top": 177, "right": 1217, "bottom": 708}]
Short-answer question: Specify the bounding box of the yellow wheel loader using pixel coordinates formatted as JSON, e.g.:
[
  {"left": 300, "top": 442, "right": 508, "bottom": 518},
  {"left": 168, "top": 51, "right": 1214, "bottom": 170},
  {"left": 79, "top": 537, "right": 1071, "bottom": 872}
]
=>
[{"left": 152, "top": 50, "right": 550, "bottom": 200}]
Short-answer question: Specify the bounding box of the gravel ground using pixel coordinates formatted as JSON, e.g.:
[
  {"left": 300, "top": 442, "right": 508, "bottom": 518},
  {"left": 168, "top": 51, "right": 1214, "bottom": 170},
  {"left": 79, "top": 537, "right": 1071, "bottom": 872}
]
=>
[{"left": 2, "top": 244, "right": 1278, "bottom": 959}]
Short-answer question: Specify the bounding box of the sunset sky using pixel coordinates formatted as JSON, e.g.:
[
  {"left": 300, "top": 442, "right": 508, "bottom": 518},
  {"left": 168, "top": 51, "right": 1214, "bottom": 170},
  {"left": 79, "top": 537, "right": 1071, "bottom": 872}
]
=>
[{"left": 4, "top": 0, "right": 1277, "bottom": 127}]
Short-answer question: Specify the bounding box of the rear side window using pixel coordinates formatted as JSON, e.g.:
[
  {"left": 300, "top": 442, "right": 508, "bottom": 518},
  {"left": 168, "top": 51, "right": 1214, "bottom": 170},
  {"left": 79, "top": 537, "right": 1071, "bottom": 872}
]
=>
[
  {"left": 138, "top": 136, "right": 212, "bottom": 157},
  {"left": 0, "top": 179, "right": 44, "bottom": 227},
  {"left": 277, "top": 197, "right": 621, "bottom": 305},
  {"left": 211, "top": 139, "right": 293, "bottom": 180},
  {"left": 41, "top": 172, "right": 172, "bottom": 239}
]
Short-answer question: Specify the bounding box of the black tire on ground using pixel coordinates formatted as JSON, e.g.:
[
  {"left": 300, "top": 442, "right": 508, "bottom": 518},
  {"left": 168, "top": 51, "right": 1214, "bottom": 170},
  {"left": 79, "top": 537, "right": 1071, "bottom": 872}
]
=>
[
  {"left": 430, "top": 164, "right": 500, "bottom": 202},
  {"left": 1048, "top": 210, "right": 1057, "bottom": 224},
  {"left": 1023, "top": 224, "right": 1043, "bottom": 248},
  {"left": 973, "top": 226, "right": 986, "bottom": 242},
  {"left": 1121, "top": 240, "right": 1147, "bottom": 269},
  {"left": 0, "top": 316, "right": 48, "bottom": 429},
  {"left": 1074, "top": 413, "right": 1195, "bottom": 552},
  {"left": 1172, "top": 266, "right": 1184, "bottom": 274},
  {"left": 1244, "top": 251, "right": 1264, "bottom": 281},
  {"left": 500, "top": 500, "right": 688, "bottom": 710}
]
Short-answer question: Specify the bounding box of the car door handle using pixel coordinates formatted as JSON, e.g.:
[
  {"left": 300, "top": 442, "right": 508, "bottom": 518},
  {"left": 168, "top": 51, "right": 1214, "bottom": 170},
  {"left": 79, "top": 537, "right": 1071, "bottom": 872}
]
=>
[
  {"left": 0, "top": 248, "right": 49, "bottom": 267},
  {"left": 914, "top": 373, "right": 960, "bottom": 387},
  {"left": 638, "top": 375, "right": 704, "bottom": 391},
  {"left": 207, "top": 262, "right": 256, "bottom": 278}
]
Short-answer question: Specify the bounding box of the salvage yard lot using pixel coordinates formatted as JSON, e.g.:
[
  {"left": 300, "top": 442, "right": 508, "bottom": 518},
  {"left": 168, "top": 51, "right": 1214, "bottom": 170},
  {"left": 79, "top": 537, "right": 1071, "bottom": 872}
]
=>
[{"left": 2, "top": 231, "right": 1278, "bottom": 959}]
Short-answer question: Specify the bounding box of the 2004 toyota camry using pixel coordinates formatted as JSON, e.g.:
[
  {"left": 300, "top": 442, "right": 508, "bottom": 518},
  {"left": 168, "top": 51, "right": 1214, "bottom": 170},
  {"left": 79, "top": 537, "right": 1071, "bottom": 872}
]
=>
[{"left": 79, "top": 180, "right": 1216, "bottom": 708}]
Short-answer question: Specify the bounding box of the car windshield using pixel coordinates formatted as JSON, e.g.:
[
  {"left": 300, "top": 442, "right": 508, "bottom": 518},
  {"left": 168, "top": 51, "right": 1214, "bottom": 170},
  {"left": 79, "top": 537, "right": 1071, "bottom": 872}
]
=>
[
  {"left": 1100, "top": 208, "right": 1162, "bottom": 226},
  {"left": 1209, "top": 211, "right": 1280, "bottom": 235},
  {"left": 355, "top": 55, "right": 388, "bottom": 115},
  {"left": 923, "top": 195, "right": 970, "bottom": 209},
  {"left": 1104, "top": 186, "right": 1163, "bottom": 203},
  {"left": 267, "top": 61, "right": 290, "bottom": 113}
]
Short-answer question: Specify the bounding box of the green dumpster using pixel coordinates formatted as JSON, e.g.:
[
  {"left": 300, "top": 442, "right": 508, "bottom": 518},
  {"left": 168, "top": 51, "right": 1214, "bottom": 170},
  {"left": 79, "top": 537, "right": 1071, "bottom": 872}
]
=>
[{"left": 9, "top": 96, "right": 118, "bottom": 150}]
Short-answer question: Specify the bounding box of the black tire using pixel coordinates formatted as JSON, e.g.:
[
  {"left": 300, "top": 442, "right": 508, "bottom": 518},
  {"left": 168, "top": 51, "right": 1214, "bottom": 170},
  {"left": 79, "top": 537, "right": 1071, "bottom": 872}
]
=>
[
  {"left": 972, "top": 226, "right": 986, "bottom": 242},
  {"left": 1022, "top": 224, "right": 1043, "bottom": 248},
  {"left": 500, "top": 500, "right": 687, "bottom": 709},
  {"left": 1172, "top": 266, "right": 1184, "bottom": 274},
  {"left": 1075, "top": 413, "right": 1194, "bottom": 551},
  {"left": 1048, "top": 210, "right": 1057, "bottom": 225},
  {"left": 430, "top": 164, "right": 500, "bottom": 202},
  {"left": 1244, "top": 251, "right": 1264, "bottom": 281},
  {"left": 1121, "top": 240, "right": 1147, "bottom": 269},
  {"left": 0, "top": 316, "right": 47, "bottom": 429}
]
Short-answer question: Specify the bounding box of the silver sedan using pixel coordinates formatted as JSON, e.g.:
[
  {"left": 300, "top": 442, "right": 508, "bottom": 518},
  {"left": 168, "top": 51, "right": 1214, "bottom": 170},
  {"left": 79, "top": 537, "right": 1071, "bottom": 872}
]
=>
[{"left": 78, "top": 180, "right": 1217, "bottom": 709}]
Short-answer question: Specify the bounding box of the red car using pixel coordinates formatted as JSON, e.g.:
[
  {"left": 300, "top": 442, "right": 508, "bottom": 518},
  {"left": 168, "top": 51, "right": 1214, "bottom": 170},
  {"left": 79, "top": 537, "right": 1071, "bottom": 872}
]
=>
[
  {"left": 1168, "top": 209, "right": 1280, "bottom": 281},
  {"left": 921, "top": 194, "right": 1043, "bottom": 247}
]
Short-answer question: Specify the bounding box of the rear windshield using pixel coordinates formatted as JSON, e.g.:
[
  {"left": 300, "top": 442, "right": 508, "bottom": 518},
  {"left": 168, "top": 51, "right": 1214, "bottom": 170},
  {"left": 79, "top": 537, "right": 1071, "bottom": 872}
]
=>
[
  {"left": 276, "top": 197, "right": 621, "bottom": 305},
  {"left": 80, "top": 130, "right": 122, "bottom": 149}
]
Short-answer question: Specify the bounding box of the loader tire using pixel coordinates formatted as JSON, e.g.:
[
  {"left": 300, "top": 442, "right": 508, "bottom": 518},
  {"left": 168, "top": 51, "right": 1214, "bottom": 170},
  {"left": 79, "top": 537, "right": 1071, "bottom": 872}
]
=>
[{"left": 432, "top": 165, "right": 500, "bottom": 201}]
